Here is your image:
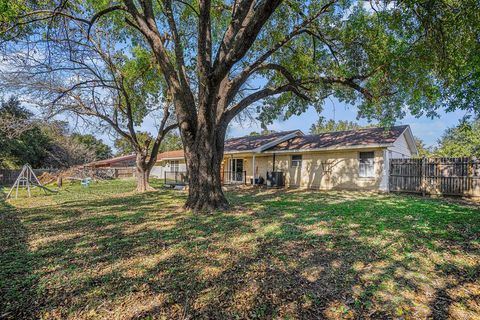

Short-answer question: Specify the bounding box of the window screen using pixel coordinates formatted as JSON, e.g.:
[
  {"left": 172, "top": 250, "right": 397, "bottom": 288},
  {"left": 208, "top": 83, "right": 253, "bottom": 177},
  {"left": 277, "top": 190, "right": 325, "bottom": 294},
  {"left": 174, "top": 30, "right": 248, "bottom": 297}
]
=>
[
  {"left": 291, "top": 155, "right": 302, "bottom": 167},
  {"left": 359, "top": 152, "right": 374, "bottom": 177}
]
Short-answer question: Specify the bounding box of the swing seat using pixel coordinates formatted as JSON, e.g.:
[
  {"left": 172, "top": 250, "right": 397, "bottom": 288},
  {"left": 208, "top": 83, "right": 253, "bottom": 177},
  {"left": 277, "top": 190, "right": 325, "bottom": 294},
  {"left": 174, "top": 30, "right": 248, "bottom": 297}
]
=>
[{"left": 81, "top": 177, "right": 92, "bottom": 187}]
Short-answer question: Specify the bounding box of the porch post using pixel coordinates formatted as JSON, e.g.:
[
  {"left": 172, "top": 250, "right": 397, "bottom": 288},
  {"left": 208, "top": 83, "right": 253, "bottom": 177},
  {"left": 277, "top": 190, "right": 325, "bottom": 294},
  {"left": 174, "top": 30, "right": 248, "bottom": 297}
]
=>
[{"left": 252, "top": 154, "right": 256, "bottom": 185}]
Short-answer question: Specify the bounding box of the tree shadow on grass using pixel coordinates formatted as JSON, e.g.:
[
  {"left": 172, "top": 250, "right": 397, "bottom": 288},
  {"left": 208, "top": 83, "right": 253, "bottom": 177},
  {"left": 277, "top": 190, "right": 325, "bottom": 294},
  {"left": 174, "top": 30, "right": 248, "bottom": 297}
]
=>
[
  {"left": 2, "top": 186, "right": 480, "bottom": 319},
  {"left": 0, "top": 196, "right": 39, "bottom": 319},
  {"left": 429, "top": 263, "right": 480, "bottom": 320},
  {"left": 125, "top": 214, "right": 430, "bottom": 319}
]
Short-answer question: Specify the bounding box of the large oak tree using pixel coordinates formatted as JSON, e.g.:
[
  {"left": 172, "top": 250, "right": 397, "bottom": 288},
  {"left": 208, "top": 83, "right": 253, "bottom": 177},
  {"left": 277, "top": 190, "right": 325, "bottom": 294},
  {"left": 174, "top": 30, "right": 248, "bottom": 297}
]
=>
[{"left": 2, "top": 0, "right": 479, "bottom": 210}]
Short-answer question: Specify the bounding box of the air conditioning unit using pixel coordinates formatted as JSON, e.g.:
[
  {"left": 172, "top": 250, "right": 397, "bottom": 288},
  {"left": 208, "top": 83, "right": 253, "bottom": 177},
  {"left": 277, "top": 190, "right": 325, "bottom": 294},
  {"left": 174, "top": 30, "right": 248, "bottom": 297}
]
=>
[{"left": 266, "top": 171, "right": 284, "bottom": 187}]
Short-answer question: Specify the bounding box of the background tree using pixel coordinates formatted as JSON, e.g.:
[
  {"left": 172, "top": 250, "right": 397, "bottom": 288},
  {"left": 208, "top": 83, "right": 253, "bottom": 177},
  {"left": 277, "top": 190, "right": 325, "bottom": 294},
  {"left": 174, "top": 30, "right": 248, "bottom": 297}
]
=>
[
  {"left": 435, "top": 118, "right": 480, "bottom": 158},
  {"left": 249, "top": 129, "right": 277, "bottom": 136},
  {"left": 41, "top": 121, "right": 97, "bottom": 168},
  {"left": 414, "top": 136, "right": 433, "bottom": 158},
  {"left": 114, "top": 131, "right": 182, "bottom": 156},
  {"left": 159, "top": 132, "right": 183, "bottom": 153},
  {"left": 0, "top": 96, "right": 36, "bottom": 139},
  {"left": 309, "top": 116, "right": 365, "bottom": 134},
  {"left": 0, "top": 97, "right": 50, "bottom": 168},
  {"left": 2, "top": 0, "right": 480, "bottom": 210},
  {"left": 113, "top": 132, "right": 154, "bottom": 156},
  {"left": 71, "top": 134, "right": 112, "bottom": 160},
  {"left": 0, "top": 97, "right": 105, "bottom": 168}
]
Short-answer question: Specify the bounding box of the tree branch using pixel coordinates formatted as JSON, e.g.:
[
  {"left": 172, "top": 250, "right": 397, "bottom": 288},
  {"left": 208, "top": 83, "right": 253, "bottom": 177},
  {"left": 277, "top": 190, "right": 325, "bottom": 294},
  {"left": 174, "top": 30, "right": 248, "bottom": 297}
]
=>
[
  {"left": 224, "top": 83, "right": 307, "bottom": 123},
  {"left": 226, "top": 62, "right": 307, "bottom": 106},
  {"left": 223, "top": 72, "right": 376, "bottom": 124},
  {"left": 198, "top": 0, "right": 213, "bottom": 78},
  {"left": 227, "top": 0, "right": 338, "bottom": 97},
  {"left": 87, "top": 5, "right": 127, "bottom": 37},
  {"left": 163, "top": 0, "right": 190, "bottom": 89},
  {"left": 213, "top": 0, "right": 282, "bottom": 82}
]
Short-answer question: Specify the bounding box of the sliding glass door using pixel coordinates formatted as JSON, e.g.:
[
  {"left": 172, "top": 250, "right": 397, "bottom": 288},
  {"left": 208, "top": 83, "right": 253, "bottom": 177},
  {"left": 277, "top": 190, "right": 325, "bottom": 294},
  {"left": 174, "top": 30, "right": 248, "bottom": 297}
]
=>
[{"left": 229, "top": 159, "right": 244, "bottom": 183}]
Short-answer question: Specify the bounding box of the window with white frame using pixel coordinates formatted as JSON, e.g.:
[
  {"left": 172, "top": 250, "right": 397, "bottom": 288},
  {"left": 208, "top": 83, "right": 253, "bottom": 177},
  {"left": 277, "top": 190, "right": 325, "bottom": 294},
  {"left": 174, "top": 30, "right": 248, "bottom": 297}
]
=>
[
  {"left": 359, "top": 152, "right": 375, "bottom": 177},
  {"left": 169, "top": 160, "right": 180, "bottom": 172},
  {"left": 291, "top": 155, "right": 302, "bottom": 167}
]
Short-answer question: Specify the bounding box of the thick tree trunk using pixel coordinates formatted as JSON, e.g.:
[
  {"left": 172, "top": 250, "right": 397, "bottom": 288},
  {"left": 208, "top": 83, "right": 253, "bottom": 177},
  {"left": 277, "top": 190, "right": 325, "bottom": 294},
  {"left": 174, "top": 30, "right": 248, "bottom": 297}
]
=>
[
  {"left": 183, "top": 129, "right": 229, "bottom": 212},
  {"left": 135, "top": 154, "right": 154, "bottom": 192}
]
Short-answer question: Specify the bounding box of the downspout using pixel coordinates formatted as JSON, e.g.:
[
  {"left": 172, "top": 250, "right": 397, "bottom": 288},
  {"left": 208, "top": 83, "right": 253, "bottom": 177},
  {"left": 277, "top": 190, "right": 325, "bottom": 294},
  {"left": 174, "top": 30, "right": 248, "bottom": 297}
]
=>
[{"left": 252, "top": 154, "right": 256, "bottom": 185}]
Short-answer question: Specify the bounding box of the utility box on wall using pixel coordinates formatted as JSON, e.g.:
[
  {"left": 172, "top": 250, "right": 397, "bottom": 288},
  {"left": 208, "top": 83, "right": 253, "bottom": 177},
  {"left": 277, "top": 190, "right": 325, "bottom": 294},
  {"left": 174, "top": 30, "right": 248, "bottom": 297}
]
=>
[{"left": 266, "top": 171, "right": 285, "bottom": 187}]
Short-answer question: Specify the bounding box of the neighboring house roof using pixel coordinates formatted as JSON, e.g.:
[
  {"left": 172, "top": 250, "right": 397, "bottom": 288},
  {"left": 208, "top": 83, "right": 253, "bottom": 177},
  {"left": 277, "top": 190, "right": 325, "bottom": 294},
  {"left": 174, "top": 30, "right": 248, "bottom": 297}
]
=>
[
  {"left": 156, "top": 150, "right": 186, "bottom": 160},
  {"left": 86, "top": 149, "right": 186, "bottom": 167},
  {"left": 84, "top": 154, "right": 136, "bottom": 167},
  {"left": 265, "top": 125, "right": 410, "bottom": 152}
]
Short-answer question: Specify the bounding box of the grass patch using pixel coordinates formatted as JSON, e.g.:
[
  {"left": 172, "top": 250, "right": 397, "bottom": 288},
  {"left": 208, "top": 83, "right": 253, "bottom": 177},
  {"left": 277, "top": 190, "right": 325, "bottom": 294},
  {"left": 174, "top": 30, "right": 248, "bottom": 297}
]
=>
[{"left": 1, "top": 179, "right": 479, "bottom": 319}]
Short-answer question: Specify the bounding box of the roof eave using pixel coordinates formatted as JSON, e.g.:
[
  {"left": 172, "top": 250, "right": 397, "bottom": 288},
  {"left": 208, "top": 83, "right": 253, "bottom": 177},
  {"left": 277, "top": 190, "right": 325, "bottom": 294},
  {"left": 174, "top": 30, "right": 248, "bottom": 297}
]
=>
[
  {"left": 254, "top": 130, "right": 304, "bottom": 153},
  {"left": 157, "top": 156, "right": 185, "bottom": 161},
  {"left": 397, "top": 125, "right": 418, "bottom": 156},
  {"left": 84, "top": 154, "right": 136, "bottom": 166},
  {"left": 224, "top": 130, "right": 304, "bottom": 155},
  {"left": 261, "top": 143, "right": 393, "bottom": 154}
]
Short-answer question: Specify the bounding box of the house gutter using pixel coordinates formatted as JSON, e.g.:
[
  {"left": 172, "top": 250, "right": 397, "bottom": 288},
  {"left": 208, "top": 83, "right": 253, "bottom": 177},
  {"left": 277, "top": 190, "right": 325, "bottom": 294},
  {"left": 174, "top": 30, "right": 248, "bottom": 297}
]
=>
[
  {"left": 156, "top": 156, "right": 185, "bottom": 161},
  {"left": 260, "top": 143, "right": 394, "bottom": 155},
  {"left": 159, "top": 144, "right": 395, "bottom": 158}
]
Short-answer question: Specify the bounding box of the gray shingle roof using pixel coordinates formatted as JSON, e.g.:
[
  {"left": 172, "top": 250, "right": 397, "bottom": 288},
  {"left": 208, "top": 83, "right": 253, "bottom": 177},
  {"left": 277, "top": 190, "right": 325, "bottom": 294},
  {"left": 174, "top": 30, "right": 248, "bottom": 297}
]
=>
[
  {"left": 265, "top": 125, "right": 409, "bottom": 152},
  {"left": 124, "top": 126, "right": 410, "bottom": 160},
  {"left": 224, "top": 130, "right": 300, "bottom": 152}
]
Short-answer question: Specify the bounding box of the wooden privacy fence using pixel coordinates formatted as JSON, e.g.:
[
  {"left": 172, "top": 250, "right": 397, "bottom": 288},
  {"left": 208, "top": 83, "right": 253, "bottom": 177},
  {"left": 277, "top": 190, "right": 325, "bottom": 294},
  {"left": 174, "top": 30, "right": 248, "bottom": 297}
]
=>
[
  {"left": 389, "top": 157, "right": 480, "bottom": 197},
  {"left": 112, "top": 167, "right": 136, "bottom": 179}
]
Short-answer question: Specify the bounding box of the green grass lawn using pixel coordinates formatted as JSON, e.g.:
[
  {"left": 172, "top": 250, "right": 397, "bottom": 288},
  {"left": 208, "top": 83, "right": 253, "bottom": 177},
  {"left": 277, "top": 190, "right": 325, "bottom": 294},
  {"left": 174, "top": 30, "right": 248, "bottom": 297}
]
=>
[{"left": 1, "top": 179, "right": 479, "bottom": 319}]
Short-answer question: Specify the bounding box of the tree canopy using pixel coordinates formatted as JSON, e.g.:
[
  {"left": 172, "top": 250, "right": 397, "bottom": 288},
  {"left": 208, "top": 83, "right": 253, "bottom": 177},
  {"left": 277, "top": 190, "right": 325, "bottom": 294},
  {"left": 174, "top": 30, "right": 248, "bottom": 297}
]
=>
[{"left": 3, "top": 1, "right": 479, "bottom": 125}]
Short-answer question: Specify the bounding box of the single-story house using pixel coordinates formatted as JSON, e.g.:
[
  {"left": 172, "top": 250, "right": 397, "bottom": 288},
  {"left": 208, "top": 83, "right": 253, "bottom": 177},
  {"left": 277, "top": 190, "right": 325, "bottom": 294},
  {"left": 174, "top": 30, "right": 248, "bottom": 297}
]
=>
[
  {"left": 150, "top": 150, "right": 187, "bottom": 178},
  {"left": 153, "top": 125, "right": 418, "bottom": 192},
  {"left": 83, "top": 150, "right": 187, "bottom": 179}
]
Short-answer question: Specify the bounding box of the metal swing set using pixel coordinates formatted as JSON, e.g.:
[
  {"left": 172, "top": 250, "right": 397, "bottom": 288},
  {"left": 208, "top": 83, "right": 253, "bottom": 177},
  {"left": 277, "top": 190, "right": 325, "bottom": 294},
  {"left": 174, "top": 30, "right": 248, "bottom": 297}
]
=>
[{"left": 6, "top": 164, "right": 57, "bottom": 199}]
